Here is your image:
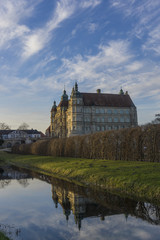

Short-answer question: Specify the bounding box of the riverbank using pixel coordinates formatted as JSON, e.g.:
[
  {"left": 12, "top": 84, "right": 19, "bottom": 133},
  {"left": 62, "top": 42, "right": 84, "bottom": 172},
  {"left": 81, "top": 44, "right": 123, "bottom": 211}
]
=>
[
  {"left": 0, "top": 232, "right": 9, "bottom": 240},
  {"left": 0, "top": 151, "right": 160, "bottom": 204}
]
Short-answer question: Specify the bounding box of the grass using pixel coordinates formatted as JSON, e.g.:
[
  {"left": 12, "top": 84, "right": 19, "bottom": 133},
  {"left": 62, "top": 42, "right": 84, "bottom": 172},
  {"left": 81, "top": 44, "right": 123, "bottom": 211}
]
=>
[
  {"left": 1, "top": 151, "right": 160, "bottom": 203},
  {"left": 0, "top": 232, "right": 9, "bottom": 240}
]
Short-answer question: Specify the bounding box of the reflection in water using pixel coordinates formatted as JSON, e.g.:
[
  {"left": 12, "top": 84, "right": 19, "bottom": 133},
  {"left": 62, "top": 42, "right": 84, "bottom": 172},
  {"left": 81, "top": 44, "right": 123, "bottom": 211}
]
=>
[
  {"left": 0, "top": 167, "right": 31, "bottom": 189},
  {"left": 4, "top": 166, "right": 160, "bottom": 229},
  {"left": 50, "top": 178, "right": 160, "bottom": 230},
  {"left": 0, "top": 223, "right": 21, "bottom": 240},
  {"left": 0, "top": 166, "right": 160, "bottom": 239}
]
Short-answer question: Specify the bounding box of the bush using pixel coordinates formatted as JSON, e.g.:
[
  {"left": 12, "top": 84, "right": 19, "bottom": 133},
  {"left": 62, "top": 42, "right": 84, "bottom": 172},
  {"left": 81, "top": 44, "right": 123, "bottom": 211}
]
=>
[{"left": 12, "top": 124, "right": 160, "bottom": 162}]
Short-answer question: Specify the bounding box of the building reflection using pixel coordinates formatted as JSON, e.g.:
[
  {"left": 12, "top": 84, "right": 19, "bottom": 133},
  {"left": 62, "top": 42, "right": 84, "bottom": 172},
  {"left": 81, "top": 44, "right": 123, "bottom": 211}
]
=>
[
  {"left": 0, "top": 167, "right": 31, "bottom": 188},
  {"left": 50, "top": 177, "right": 160, "bottom": 230},
  {"left": 1, "top": 166, "right": 160, "bottom": 230},
  {"left": 51, "top": 183, "right": 133, "bottom": 230}
]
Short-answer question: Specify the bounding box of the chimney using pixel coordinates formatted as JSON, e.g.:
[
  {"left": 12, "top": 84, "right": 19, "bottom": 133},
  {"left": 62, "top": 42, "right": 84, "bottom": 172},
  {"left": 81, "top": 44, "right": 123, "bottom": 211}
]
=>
[{"left": 97, "top": 89, "right": 101, "bottom": 94}]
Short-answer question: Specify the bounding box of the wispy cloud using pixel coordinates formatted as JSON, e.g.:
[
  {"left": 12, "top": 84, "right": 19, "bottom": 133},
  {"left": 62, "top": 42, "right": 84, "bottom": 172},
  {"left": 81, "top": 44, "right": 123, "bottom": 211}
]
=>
[
  {"left": 88, "top": 23, "right": 98, "bottom": 33},
  {"left": 0, "top": 0, "right": 102, "bottom": 59},
  {"left": 143, "top": 24, "right": 160, "bottom": 55},
  {"left": 0, "top": 0, "right": 40, "bottom": 48},
  {"left": 45, "top": 39, "right": 160, "bottom": 103},
  {"left": 22, "top": 0, "right": 76, "bottom": 58},
  {"left": 125, "top": 62, "right": 143, "bottom": 72},
  {"left": 80, "top": 0, "right": 102, "bottom": 9},
  {"left": 1, "top": 37, "right": 160, "bottom": 105},
  {"left": 110, "top": 0, "right": 160, "bottom": 56}
]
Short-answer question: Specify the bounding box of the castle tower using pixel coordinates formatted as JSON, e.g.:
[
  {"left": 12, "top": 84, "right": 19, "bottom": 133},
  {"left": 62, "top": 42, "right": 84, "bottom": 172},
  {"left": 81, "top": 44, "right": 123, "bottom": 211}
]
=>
[{"left": 50, "top": 101, "right": 57, "bottom": 137}]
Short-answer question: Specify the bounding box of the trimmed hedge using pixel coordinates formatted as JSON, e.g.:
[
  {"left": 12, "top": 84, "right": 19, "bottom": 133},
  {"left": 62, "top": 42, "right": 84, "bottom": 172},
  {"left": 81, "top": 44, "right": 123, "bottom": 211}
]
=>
[{"left": 12, "top": 124, "right": 160, "bottom": 162}]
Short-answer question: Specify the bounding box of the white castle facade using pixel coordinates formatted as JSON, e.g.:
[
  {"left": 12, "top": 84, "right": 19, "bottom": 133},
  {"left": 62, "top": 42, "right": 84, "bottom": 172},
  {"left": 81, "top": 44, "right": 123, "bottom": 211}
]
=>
[{"left": 49, "top": 83, "right": 138, "bottom": 138}]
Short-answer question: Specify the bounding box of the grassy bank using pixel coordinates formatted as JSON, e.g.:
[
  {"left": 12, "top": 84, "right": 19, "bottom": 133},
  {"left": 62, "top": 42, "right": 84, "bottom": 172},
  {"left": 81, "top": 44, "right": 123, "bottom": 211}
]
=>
[
  {"left": 1, "top": 151, "right": 160, "bottom": 203},
  {"left": 0, "top": 232, "right": 9, "bottom": 240}
]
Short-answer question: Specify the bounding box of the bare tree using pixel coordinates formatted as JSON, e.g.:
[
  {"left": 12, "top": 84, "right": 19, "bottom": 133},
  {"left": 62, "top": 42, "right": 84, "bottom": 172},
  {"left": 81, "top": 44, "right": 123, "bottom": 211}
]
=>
[
  {"left": 0, "top": 122, "right": 11, "bottom": 130},
  {"left": 18, "top": 122, "right": 30, "bottom": 130},
  {"left": 155, "top": 114, "right": 160, "bottom": 122},
  {"left": 151, "top": 114, "right": 160, "bottom": 124}
]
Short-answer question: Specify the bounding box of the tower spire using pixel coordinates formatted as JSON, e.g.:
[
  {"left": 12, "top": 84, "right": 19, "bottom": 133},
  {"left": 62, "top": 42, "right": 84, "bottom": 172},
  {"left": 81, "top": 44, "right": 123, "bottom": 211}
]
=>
[{"left": 75, "top": 81, "right": 78, "bottom": 92}]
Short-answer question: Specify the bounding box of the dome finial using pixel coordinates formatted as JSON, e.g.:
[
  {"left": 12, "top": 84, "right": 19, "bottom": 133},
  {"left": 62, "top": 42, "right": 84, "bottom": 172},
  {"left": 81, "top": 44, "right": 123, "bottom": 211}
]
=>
[
  {"left": 75, "top": 81, "right": 78, "bottom": 92},
  {"left": 119, "top": 87, "right": 124, "bottom": 95}
]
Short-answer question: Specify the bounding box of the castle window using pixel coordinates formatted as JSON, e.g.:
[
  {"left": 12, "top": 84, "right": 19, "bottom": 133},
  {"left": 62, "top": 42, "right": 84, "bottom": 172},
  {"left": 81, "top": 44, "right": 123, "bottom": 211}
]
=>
[
  {"left": 125, "top": 109, "right": 130, "bottom": 114},
  {"left": 97, "top": 126, "right": 100, "bottom": 131},
  {"left": 77, "top": 107, "right": 81, "bottom": 112},
  {"left": 101, "top": 126, "right": 105, "bottom": 131},
  {"left": 108, "top": 117, "right": 112, "bottom": 122},
  {"left": 119, "top": 109, "right": 124, "bottom": 114},
  {"left": 114, "top": 117, "right": 118, "bottom": 122},
  {"left": 100, "top": 108, "right": 105, "bottom": 113},
  {"left": 113, "top": 109, "right": 118, "bottom": 114},
  {"left": 84, "top": 108, "right": 91, "bottom": 113},
  {"left": 96, "top": 108, "right": 99, "bottom": 114},
  {"left": 125, "top": 117, "right": 130, "bottom": 122},
  {"left": 120, "top": 117, "right": 124, "bottom": 122},
  {"left": 101, "top": 117, "right": 105, "bottom": 122},
  {"left": 107, "top": 109, "right": 112, "bottom": 114},
  {"left": 85, "top": 127, "right": 90, "bottom": 131}
]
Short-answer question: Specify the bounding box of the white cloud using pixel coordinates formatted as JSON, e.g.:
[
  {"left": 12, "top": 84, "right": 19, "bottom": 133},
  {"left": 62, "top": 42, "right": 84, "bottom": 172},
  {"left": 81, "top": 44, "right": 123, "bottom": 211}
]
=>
[
  {"left": 125, "top": 62, "right": 143, "bottom": 72},
  {"left": 43, "top": 39, "right": 160, "bottom": 107},
  {"left": 99, "top": 40, "right": 132, "bottom": 65},
  {"left": 0, "top": 84, "right": 9, "bottom": 93},
  {"left": 22, "top": 0, "right": 102, "bottom": 59},
  {"left": 0, "top": 0, "right": 103, "bottom": 59},
  {"left": 88, "top": 23, "right": 98, "bottom": 33},
  {"left": 143, "top": 24, "right": 160, "bottom": 55},
  {"left": 0, "top": 0, "right": 40, "bottom": 48},
  {"left": 22, "top": 31, "right": 46, "bottom": 58},
  {"left": 110, "top": 0, "right": 160, "bottom": 56},
  {"left": 22, "top": 0, "right": 76, "bottom": 59},
  {"left": 80, "top": 0, "right": 102, "bottom": 9}
]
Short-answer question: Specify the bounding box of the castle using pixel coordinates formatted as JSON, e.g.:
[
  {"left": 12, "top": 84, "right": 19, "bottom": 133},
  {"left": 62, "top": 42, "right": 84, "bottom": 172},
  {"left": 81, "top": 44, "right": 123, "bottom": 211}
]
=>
[{"left": 49, "top": 82, "right": 138, "bottom": 138}]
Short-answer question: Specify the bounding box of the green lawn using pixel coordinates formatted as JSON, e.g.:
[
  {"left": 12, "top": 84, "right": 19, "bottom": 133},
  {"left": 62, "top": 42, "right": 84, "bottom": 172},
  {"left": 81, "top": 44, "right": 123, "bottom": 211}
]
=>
[{"left": 0, "top": 151, "right": 160, "bottom": 203}]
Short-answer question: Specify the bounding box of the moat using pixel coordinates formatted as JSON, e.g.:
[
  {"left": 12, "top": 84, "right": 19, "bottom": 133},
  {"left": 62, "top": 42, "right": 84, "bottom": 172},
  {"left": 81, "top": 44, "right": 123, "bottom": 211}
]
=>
[{"left": 0, "top": 167, "right": 160, "bottom": 240}]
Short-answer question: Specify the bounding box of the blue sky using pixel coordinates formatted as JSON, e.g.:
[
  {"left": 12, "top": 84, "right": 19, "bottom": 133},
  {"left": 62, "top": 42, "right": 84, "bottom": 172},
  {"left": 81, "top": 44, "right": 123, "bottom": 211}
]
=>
[{"left": 0, "top": 0, "right": 160, "bottom": 133}]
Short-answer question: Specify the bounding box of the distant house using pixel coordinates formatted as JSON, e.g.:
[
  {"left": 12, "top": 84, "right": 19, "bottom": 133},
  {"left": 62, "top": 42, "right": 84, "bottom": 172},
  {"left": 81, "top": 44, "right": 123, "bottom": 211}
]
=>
[{"left": 0, "top": 129, "right": 42, "bottom": 148}]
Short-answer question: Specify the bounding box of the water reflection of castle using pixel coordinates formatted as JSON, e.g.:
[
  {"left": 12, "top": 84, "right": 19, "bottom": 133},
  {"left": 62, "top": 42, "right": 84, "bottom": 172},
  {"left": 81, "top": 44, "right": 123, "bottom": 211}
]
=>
[
  {"left": 1, "top": 167, "right": 160, "bottom": 229},
  {"left": 51, "top": 185, "right": 121, "bottom": 230}
]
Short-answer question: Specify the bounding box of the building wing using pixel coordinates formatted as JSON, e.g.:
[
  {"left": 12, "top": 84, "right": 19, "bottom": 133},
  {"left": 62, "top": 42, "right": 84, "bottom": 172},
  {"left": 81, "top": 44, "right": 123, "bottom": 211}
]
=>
[{"left": 81, "top": 93, "right": 136, "bottom": 108}]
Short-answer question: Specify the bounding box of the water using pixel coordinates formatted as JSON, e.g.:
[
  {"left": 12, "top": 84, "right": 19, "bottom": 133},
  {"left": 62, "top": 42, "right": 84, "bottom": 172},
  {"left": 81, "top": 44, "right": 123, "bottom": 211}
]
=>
[{"left": 0, "top": 167, "right": 160, "bottom": 240}]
